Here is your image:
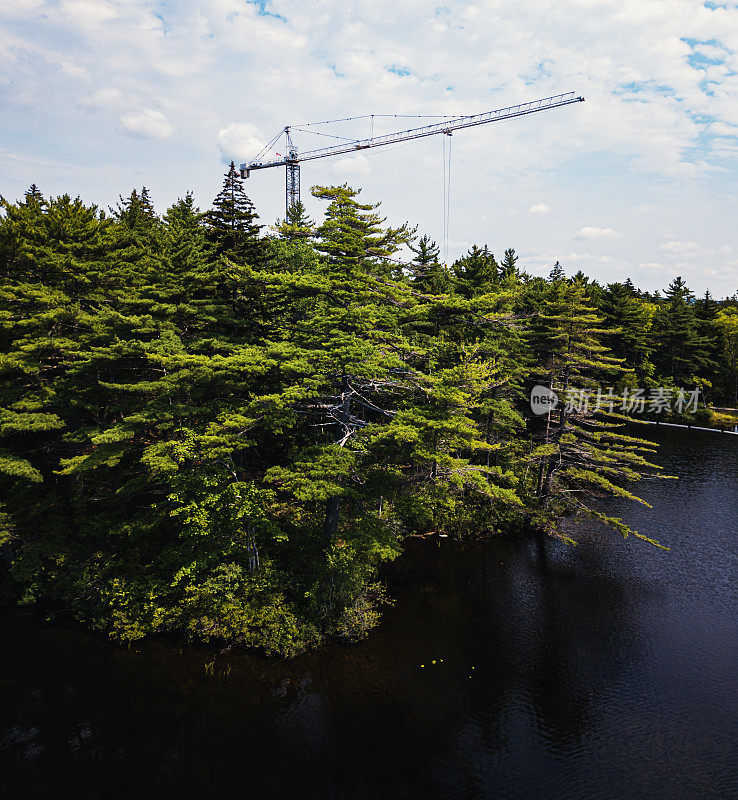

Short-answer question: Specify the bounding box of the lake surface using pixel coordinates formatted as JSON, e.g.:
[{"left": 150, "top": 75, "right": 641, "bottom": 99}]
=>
[{"left": 1, "top": 427, "right": 737, "bottom": 799}]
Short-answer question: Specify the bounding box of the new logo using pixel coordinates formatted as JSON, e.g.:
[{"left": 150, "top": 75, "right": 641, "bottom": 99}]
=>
[{"left": 530, "top": 385, "right": 559, "bottom": 415}]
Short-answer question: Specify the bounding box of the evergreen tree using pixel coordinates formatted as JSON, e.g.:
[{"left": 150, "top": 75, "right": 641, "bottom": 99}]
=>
[
  {"left": 548, "top": 260, "right": 566, "bottom": 283},
  {"left": 274, "top": 201, "right": 315, "bottom": 241},
  {"left": 694, "top": 290, "right": 724, "bottom": 399},
  {"left": 526, "top": 279, "right": 664, "bottom": 544},
  {"left": 653, "top": 277, "right": 710, "bottom": 385},
  {"left": 716, "top": 308, "right": 738, "bottom": 405},
  {"left": 24, "top": 183, "right": 44, "bottom": 208},
  {"left": 453, "top": 245, "right": 498, "bottom": 297},
  {"left": 270, "top": 185, "right": 417, "bottom": 545},
  {"left": 623, "top": 277, "right": 637, "bottom": 295},
  {"left": 164, "top": 191, "right": 202, "bottom": 231},
  {"left": 163, "top": 193, "right": 207, "bottom": 270},
  {"left": 409, "top": 234, "right": 450, "bottom": 294},
  {"left": 312, "top": 183, "right": 413, "bottom": 279},
  {"left": 664, "top": 275, "right": 693, "bottom": 302},
  {"left": 499, "top": 248, "right": 519, "bottom": 280},
  {"left": 206, "top": 161, "right": 263, "bottom": 264},
  {"left": 601, "top": 282, "right": 655, "bottom": 376},
  {"left": 113, "top": 186, "right": 158, "bottom": 232}
]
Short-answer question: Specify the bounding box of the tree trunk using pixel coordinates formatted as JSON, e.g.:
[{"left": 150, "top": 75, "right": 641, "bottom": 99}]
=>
[{"left": 246, "top": 522, "right": 260, "bottom": 573}]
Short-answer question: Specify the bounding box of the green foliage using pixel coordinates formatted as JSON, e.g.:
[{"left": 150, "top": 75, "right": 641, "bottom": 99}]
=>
[
  {"left": 601, "top": 281, "right": 655, "bottom": 376},
  {"left": 453, "top": 245, "right": 498, "bottom": 297},
  {"left": 274, "top": 201, "right": 315, "bottom": 242},
  {"left": 652, "top": 277, "right": 712, "bottom": 385},
  {"left": 716, "top": 307, "right": 738, "bottom": 404},
  {"left": 410, "top": 234, "right": 450, "bottom": 295},
  {"left": 205, "top": 161, "right": 263, "bottom": 265},
  {"left": 0, "top": 178, "right": 733, "bottom": 654},
  {"left": 312, "top": 183, "right": 414, "bottom": 279},
  {"left": 525, "top": 277, "right": 666, "bottom": 542}
]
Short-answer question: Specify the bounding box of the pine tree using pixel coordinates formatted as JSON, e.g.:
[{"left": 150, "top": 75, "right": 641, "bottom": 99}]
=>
[
  {"left": 312, "top": 183, "right": 413, "bottom": 279},
  {"left": 665, "top": 275, "right": 693, "bottom": 302},
  {"left": 716, "top": 308, "right": 738, "bottom": 405},
  {"left": 269, "top": 185, "right": 416, "bottom": 545},
  {"left": 24, "top": 183, "right": 44, "bottom": 208},
  {"left": 693, "top": 290, "right": 724, "bottom": 401},
  {"left": 205, "top": 161, "right": 263, "bottom": 265},
  {"left": 163, "top": 192, "right": 207, "bottom": 272},
  {"left": 526, "top": 278, "right": 665, "bottom": 544},
  {"left": 164, "top": 191, "right": 202, "bottom": 231},
  {"left": 548, "top": 260, "right": 565, "bottom": 283},
  {"left": 453, "top": 245, "right": 498, "bottom": 297},
  {"left": 601, "top": 282, "right": 655, "bottom": 375},
  {"left": 653, "top": 277, "right": 710, "bottom": 385},
  {"left": 0, "top": 185, "right": 48, "bottom": 281},
  {"left": 113, "top": 187, "right": 158, "bottom": 232},
  {"left": 499, "top": 248, "right": 519, "bottom": 280},
  {"left": 623, "top": 277, "right": 637, "bottom": 295},
  {"left": 274, "top": 201, "right": 315, "bottom": 241},
  {"left": 409, "top": 234, "right": 450, "bottom": 294}
]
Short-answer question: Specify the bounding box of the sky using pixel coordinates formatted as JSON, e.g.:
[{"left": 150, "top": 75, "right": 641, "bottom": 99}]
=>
[{"left": 2, "top": 0, "right": 738, "bottom": 297}]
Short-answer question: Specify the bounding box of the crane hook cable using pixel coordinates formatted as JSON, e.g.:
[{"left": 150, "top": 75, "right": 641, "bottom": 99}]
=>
[
  {"left": 446, "top": 135, "right": 453, "bottom": 264},
  {"left": 443, "top": 134, "right": 446, "bottom": 266},
  {"left": 442, "top": 133, "right": 453, "bottom": 265}
]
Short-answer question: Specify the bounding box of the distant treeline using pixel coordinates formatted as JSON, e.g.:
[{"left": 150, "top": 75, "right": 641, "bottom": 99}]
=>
[{"left": 0, "top": 163, "right": 736, "bottom": 654}]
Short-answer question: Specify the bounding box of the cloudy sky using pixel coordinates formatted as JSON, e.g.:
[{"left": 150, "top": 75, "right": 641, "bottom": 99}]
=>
[{"left": 2, "top": 0, "right": 738, "bottom": 296}]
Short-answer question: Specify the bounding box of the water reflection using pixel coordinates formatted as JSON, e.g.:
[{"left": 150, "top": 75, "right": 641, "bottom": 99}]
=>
[{"left": 1, "top": 429, "right": 736, "bottom": 799}]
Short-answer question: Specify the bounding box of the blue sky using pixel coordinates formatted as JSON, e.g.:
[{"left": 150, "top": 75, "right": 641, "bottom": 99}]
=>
[{"left": 2, "top": 0, "right": 738, "bottom": 296}]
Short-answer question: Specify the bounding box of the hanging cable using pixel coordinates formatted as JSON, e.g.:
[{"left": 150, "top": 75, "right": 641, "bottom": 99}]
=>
[
  {"left": 370, "top": 113, "right": 459, "bottom": 119},
  {"left": 446, "top": 134, "right": 453, "bottom": 264},
  {"left": 441, "top": 133, "right": 454, "bottom": 265},
  {"left": 291, "top": 128, "right": 358, "bottom": 142},
  {"left": 443, "top": 135, "right": 447, "bottom": 265},
  {"left": 290, "top": 112, "right": 458, "bottom": 127},
  {"left": 290, "top": 114, "right": 372, "bottom": 127}
]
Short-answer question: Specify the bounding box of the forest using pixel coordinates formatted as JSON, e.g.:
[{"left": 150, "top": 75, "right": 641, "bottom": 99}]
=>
[{"left": 1, "top": 163, "right": 737, "bottom": 655}]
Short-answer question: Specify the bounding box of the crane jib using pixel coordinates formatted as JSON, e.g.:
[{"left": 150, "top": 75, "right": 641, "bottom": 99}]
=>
[{"left": 239, "top": 92, "right": 584, "bottom": 176}]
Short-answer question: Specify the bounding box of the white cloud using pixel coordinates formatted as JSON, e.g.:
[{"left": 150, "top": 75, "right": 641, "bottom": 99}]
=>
[
  {"left": 639, "top": 262, "right": 671, "bottom": 272},
  {"left": 659, "top": 240, "right": 702, "bottom": 257},
  {"left": 577, "top": 226, "right": 623, "bottom": 240},
  {"left": 529, "top": 202, "right": 551, "bottom": 216},
  {"left": 59, "top": 0, "right": 118, "bottom": 28},
  {"left": 333, "top": 155, "right": 371, "bottom": 175},
  {"left": 216, "top": 123, "right": 265, "bottom": 164},
  {"left": 710, "top": 121, "right": 738, "bottom": 137},
  {"left": 0, "top": 0, "right": 45, "bottom": 19},
  {"left": 119, "top": 110, "right": 173, "bottom": 140}
]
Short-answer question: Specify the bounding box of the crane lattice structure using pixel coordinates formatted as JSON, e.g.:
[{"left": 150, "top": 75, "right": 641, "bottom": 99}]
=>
[{"left": 240, "top": 91, "right": 584, "bottom": 214}]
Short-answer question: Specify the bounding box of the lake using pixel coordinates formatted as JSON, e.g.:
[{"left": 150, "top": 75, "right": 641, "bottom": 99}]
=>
[{"left": 1, "top": 426, "right": 736, "bottom": 799}]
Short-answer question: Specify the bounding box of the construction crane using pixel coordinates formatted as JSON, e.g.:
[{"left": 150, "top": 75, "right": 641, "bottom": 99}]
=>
[{"left": 240, "top": 91, "right": 584, "bottom": 215}]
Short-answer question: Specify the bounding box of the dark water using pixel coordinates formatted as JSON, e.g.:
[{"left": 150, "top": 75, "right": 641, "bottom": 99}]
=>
[{"left": 1, "top": 428, "right": 737, "bottom": 799}]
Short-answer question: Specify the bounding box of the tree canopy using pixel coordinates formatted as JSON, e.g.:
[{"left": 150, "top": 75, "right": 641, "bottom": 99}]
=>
[{"left": 0, "top": 168, "right": 735, "bottom": 655}]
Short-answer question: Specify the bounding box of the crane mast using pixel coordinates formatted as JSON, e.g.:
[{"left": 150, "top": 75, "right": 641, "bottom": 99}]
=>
[{"left": 240, "top": 91, "right": 584, "bottom": 214}]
